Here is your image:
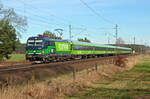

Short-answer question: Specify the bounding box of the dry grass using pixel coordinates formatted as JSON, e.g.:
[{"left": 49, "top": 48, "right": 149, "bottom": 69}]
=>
[
  {"left": 68, "top": 55, "right": 150, "bottom": 99},
  {"left": 0, "top": 55, "right": 146, "bottom": 99}
]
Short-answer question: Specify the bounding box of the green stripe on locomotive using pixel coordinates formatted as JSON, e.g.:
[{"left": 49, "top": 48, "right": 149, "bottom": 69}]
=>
[
  {"left": 43, "top": 46, "right": 55, "bottom": 55},
  {"left": 27, "top": 50, "right": 33, "bottom": 54}
]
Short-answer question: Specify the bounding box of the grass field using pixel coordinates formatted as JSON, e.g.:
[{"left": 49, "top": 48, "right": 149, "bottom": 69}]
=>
[
  {"left": 5, "top": 54, "right": 26, "bottom": 62},
  {"left": 67, "top": 58, "right": 150, "bottom": 99}
]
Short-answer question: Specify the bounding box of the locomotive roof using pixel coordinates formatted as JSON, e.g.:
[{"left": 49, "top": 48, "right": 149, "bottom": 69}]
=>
[{"left": 27, "top": 36, "right": 69, "bottom": 42}]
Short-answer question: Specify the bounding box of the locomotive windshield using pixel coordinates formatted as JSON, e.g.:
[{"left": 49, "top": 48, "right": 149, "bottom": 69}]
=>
[
  {"left": 35, "top": 40, "right": 43, "bottom": 46},
  {"left": 27, "top": 40, "right": 43, "bottom": 47},
  {"left": 27, "top": 40, "right": 34, "bottom": 46}
]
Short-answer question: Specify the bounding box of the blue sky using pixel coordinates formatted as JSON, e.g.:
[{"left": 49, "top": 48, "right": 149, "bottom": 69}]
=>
[{"left": 1, "top": 0, "right": 150, "bottom": 45}]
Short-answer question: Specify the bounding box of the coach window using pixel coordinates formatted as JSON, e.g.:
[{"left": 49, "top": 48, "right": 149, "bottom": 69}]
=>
[
  {"left": 93, "top": 47, "right": 95, "bottom": 50},
  {"left": 111, "top": 48, "right": 114, "bottom": 51},
  {"left": 81, "top": 46, "right": 84, "bottom": 50},
  {"left": 78, "top": 46, "right": 82, "bottom": 50},
  {"left": 95, "top": 47, "right": 97, "bottom": 51},
  {"left": 96, "top": 47, "right": 100, "bottom": 51},
  {"left": 108, "top": 48, "right": 112, "bottom": 51},
  {"left": 83, "top": 46, "right": 86, "bottom": 50},
  {"left": 103, "top": 47, "right": 106, "bottom": 51},
  {"left": 73, "top": 45, "right": 80, "bottom": 50},
  {"left": 88, "top": 46, "right": 91, "bottom": 50},
  {"left": 106, "top": 47, "right": 109, "bottom": 51},
  {"left": 90, "top": 46, "right": 92, "bottom": 50},
  {"left": 73, "top": 45, "right": 77, "bottom": 50}
]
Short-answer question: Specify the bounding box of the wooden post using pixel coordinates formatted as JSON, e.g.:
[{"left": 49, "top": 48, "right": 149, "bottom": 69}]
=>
[
  {"left": 73, "top": 68, "right": 76, "bottom": 81},
  {"left": 95, "top": 63, "right": 98, "bottom": 72},
  {"left": 87, "top": 68, "right": 89, "bottom": 75}
]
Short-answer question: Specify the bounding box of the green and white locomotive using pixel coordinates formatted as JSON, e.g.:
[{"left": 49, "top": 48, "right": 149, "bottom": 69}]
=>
[{"left": 26, "top": 35, "right": 132, "bottom": 62}]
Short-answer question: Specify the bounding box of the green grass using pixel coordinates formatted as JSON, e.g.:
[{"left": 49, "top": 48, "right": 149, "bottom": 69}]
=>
[
  {"left": 5, "top": 54, "right": 26, "bottom": 62},
  {"left": 67, "top": 58, "right": 150, "bottom": 99}
]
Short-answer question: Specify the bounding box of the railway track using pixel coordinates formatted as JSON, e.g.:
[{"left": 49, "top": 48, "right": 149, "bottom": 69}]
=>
[
  {"left": 0, "top": 55, "right": 133, "bottom": 86},
  {"left": 0, "top": 56, "right": 117, "bottom": 72}
]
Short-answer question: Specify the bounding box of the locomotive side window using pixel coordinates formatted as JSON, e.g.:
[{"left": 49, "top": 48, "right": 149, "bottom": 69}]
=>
[
  {"left": 49, "top": 41, "right": 55, "bottom": 46},
  {"left": 44, "top": 41, "right": 49, "bottom": 48}
]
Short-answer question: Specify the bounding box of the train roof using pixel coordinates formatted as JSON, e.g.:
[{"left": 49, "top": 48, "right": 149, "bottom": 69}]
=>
[
  {"left": 27, "top": 36, "right": 131, "bottom": 50},
  {"left": 71, "top": 40, "right": 131, "bottom": 50}
]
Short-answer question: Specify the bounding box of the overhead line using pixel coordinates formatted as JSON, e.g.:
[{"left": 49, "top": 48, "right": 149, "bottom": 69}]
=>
[
  {"left": 19, "top": 0, "right": 88, "bottom": 30},
  {"left": 79, "top": 0, "right": 115, "bottom": 25},
  {"left": 18, "top": 0, "right": 95, "bottom": 37},
  {"left": 14, "top": 8, "right": 67, "bottom": 27},
  {"left": 15, "top": 10, "right": 68, "bottom": 28},
  {"left": 19, "top": 0, "right": 71, "bottom": 24}
]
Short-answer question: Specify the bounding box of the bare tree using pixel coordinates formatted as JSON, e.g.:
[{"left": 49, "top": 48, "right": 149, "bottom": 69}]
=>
[
  {"left": 0, "top": 3, "right": 27, "bottom": 37},
  {"left": 116, "top": 37, "right": 125, "bottom": 45}
]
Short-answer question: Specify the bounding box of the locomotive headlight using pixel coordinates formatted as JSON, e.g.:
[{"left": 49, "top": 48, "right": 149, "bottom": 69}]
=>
[
  {"left": 29, "top": 55, "right": 32, "bottom": 58},
  {"left": 51, "top": 49, "right": 54, "bottom": 53},
  {"left": 42, "top": 50, "right": 44, "bottom": 54}
]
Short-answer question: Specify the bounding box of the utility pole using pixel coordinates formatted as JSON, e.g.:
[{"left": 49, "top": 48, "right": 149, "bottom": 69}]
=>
[
  {"left": 115, "top": 24, "right": 118, "bottom": 45},
  {"left": 134, "top": 36, "right": 135, "bottom": 50},
  {"left": 108, "top": 36, "right": 110, "bottom": 44},
  {"left": 145, "top": 42, "right": 147, "bottom": 54},
  {"left": 141, "top": 39, "right": 143, "bottom": 54},
  {"left": 134, "top": 37, "right": 135, "bottom": 45},
  {"left": 114, "top": 24, "right": 118, "bottom": 56},
  {"left": 133, "top": 36, "right": 136, "bottom": 56},
  {"left": 69, "top": 25, "right": 72, "bottom": 41}
]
